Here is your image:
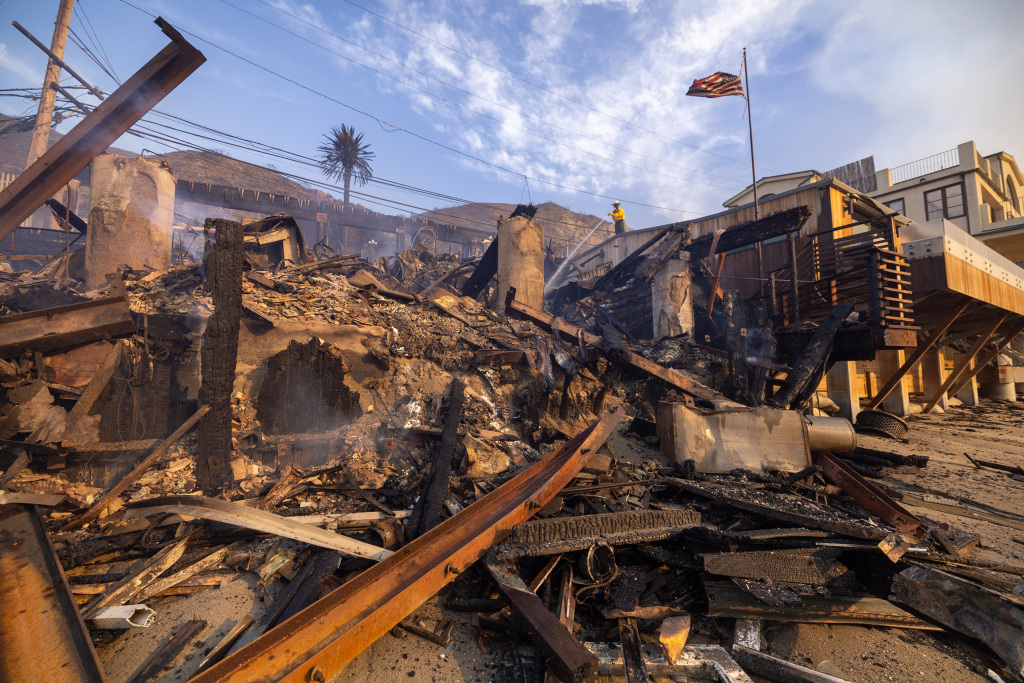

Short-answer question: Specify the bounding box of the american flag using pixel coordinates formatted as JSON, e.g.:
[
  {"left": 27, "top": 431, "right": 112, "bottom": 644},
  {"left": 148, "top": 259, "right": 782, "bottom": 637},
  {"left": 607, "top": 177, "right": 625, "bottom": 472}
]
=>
[{"left": 686, "top": 72, "right": 745, "bottom": 98}]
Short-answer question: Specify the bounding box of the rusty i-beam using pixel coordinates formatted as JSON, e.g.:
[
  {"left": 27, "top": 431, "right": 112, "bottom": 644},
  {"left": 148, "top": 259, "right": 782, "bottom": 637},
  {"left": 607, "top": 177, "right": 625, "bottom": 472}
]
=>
[
  {"left": 0, "top": 17, "right": 205, "bottom": 240},
  {"left": 191, "top": 406, "right": 624, "bottom": 683}
]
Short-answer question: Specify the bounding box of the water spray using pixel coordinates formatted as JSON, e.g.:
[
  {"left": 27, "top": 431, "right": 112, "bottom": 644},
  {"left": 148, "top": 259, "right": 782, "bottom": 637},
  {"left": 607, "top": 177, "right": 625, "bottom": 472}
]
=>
[{"left": 544, "top": 218, "right": 607, "bottom": 294}]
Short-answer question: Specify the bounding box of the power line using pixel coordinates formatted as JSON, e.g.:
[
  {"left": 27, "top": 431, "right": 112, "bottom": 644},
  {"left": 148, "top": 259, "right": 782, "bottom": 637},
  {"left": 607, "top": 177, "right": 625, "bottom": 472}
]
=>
[
  {"left": 113, "top": 0, "right": 716, "bottom": 217},
  {"left": 335, "top": 0, "right": 779, "bottom": 173},
  {"left": 48, "top": 89, "right": 622, "bottom": 236},
  {"left": 75, "top": 0, "right": 119, "bottom": 82},
  {"left": 218, "top": 0, "right": 745, "bottom": 191}
]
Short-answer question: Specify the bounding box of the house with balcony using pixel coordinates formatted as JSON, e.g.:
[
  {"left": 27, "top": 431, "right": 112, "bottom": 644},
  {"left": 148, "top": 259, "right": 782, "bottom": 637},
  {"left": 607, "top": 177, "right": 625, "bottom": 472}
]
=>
[{"left": 869, "top": 141, "right": 1024, "bottom": 265}]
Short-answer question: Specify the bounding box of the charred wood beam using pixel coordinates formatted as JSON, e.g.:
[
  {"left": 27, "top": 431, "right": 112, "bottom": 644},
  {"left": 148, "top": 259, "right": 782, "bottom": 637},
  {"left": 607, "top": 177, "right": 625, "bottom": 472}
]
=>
[
  {"left": 769, "top": 304, "right": 853, "bottom": 410},
  {"left": 618, "top": 618, "right": 649, "bottom": 683},
  {"left": 591, "top": 226, "right": 672, "bottom": 291},
  {"left": 506, "top": 298, "right": 738, "bottom": 408},
  {"left": 461, "top": 237, "right": 500, "bottom": 299},
  {"left": 123, "top": 495, "right": 391, "bottom": 560},
  {"left": 0, "top": 288, "right": 133, "bottom": 357},
  {"left": 705, "top": 583, "right": 937, "bottom": 629},
  {"left": 893, "top": 565, "right": 1024, "bottom": 676},
  {"left": 198, "top": 218, "right": 245, "bottom": 491},
  {"left": 485, "top": 554, "right": 598, "bottom": 683},
  {"left": 687, "top": 206, "right": 811, "bottom": 261},
  {"left": 45, "top": 198, "right": 87, "bottom": 233},
  {"left": 497, "top": 509, "right": 701, "bottom": 559},
  {"left": 411, "top": 378, "right": 465, "bottom": 536}
]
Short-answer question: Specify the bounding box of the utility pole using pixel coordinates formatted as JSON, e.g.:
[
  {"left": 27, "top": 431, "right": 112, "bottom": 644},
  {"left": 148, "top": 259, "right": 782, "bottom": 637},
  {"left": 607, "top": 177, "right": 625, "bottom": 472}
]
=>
[{"left": 25, "top": 0, "right": 76, "bottom": 169}]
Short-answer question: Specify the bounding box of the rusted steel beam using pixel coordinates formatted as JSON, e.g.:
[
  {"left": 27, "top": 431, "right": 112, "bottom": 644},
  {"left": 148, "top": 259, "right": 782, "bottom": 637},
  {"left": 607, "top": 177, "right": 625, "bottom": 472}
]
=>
[
  {"left": 812, "top": 451, "right": 923, "bottom": 537},
  {"left": 0, "top": 504, "right": 107, "bottom": 682},
  {"left": 191, "top": 405, "right": 623, "bottom": 683},
  {"left": 0, "top": 18, "right": 205, "bottom": 240}
]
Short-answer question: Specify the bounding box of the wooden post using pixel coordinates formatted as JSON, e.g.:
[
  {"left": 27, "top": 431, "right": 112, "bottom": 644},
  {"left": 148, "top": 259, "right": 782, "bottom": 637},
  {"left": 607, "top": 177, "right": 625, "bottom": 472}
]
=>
[
  {"left": 955, "top": 354, "right": 980, "bottom": 406},
  {"left": 947, "top": 319, "right": 1024, "bottom": 399},
  {"left": 865, "top": 300, "right": 969, "bottom": 410},
  {"left": 921, "top": 349, "right": 949, "bottom": 412},
  {"left": 25, "top": 0, "right": 75, "bottom": 169},
  {"left": 924, "top": 316, "right": 1007, "bottom": 413},
  {"left": 197, "top": 218, "right": 244, "bottom": 491}
]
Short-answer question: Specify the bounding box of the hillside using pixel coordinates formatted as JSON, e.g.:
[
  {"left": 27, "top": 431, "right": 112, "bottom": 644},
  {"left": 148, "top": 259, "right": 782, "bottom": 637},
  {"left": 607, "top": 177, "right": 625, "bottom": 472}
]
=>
[
  {"left": 0, "top": 114, "right": 334, "bottom": 204},
  {"left": 417, "top": 201, "right": 615, "bottom": 253}
]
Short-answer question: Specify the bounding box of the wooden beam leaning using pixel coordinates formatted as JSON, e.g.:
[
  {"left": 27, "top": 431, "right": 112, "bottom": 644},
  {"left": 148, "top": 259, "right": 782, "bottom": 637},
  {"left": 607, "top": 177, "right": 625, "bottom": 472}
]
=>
[
  {"left": 865, "top": 299, "right": 970, "bottom": 411},
  {"left": 122, "top": 496, "right": 391, "bottom": 561},
  {"left": 946, "top": 317, "right": 1024, "bottom": 399},
  {"left": 189, "top": 406, "right": 623, "bottom": 683},
  {"left": 923, "top": 315, "right": 1007, "bottom": 413},
  {"left": 0, "top": 18, "right": 205, "bottom": 239},
  {"left": 506, "top": 299, "right": 738, "bottom": 407},
  {"left": 62, "top": 404, "right": 210, "bottom": 531}
]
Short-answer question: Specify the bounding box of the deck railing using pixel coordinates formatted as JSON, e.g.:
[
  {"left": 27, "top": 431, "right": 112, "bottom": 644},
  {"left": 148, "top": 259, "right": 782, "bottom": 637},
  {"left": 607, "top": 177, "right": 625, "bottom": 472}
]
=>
[
  {"left": 771, "top": 214, "right": 915, "bottom": 343},
  {"left": 891, "top": 148, "right": 959, "bottom": 184}
]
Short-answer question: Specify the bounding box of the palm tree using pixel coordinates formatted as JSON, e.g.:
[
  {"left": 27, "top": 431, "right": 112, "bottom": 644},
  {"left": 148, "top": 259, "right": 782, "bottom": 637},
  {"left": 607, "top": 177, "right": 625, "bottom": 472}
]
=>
[{"left": 317, "top": 124, "right": 375, "bottom": 206}]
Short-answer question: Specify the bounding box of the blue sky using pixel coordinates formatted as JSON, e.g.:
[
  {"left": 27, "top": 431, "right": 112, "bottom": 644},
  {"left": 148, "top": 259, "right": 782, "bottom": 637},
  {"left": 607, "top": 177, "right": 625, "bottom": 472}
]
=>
[{"left": 2, "top": 0, "right": 1023, "bottom": 228}]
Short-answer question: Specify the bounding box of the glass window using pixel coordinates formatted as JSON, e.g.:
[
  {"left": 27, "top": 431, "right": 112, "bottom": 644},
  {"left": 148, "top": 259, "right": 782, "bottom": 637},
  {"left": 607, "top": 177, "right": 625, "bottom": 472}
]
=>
[
  {"left": 925, "top": 189, "right": 944, "bottom": 220},
  {"left": 885, "top": 198, "right": 905, "bottom": 216},
  {"left": 924, "top": 183, "right": 966, "bottom": 220}
]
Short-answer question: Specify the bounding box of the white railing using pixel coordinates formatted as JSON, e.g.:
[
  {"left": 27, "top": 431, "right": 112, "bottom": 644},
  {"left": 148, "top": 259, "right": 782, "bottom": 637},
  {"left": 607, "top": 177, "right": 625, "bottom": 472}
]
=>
[{"left": 891, "top": 148, "right": 959, "bottom": 184}]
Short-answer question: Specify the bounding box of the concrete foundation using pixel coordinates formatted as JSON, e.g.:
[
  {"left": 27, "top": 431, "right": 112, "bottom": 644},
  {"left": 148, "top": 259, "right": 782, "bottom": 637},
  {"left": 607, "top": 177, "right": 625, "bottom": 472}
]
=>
[
  {"left": 954, "top": 353, "right": 980, "bottom": 405},
  {"left": 826, "top": 360, "right": 860, "bottom": 423},
  {"left": 496, "top": 217, "right": 543, "bottom": 315},
  {"left": 652, "top": 256, "right": 694, "bottom": 340},
  {"left": 85, "top": 154, "right": 174, "bottom": 290},
  {"left": 921, "top": 349, "right": 948, "bottom": 412},
  {"left": 876, "top": 350, "right": 911, "bottom": 417},
  {"left": 980, "top": 381, "right": 1016, "bottom": 401}
]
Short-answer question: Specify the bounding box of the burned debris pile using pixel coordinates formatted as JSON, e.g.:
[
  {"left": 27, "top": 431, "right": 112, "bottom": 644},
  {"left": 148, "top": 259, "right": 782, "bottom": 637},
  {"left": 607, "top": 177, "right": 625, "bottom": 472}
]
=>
[{"left": 0, "top": 209, "right": 1022, "bottom": 683}]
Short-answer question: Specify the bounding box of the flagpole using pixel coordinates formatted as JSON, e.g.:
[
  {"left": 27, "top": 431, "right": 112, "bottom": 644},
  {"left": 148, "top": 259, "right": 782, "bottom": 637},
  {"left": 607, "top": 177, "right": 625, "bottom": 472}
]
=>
[
  {"left": 743, "top": 47, "right": 764, "bottom": 293},
  {"left": 743, "top": 48, "right": 758, "bottom": 221}
]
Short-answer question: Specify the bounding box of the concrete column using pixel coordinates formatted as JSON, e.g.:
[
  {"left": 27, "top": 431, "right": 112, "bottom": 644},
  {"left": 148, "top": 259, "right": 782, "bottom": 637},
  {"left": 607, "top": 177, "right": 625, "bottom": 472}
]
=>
[
  {"left": 652, "top": 255, "right": 693, "bottom": 340},
  {"left": 85, "top": 154, "right": 174, "bottom": 290},
  {"left": 876, "top": 350, "right": 910, "bottom": 416},
  {"left": 921, "top": 348, "right": 948, "bottom": 411},
  {"left": 496, "top": 217, "right": 543, "bottom": 315},
  {"left": 954, "top": 353, "right": 980, "bottom": 405},
  {"left": 980, "top": 364, "right": 1017, "bottom": 401},
  {"left": 826, "top": 361, "right": 860, "bottom": 423}
]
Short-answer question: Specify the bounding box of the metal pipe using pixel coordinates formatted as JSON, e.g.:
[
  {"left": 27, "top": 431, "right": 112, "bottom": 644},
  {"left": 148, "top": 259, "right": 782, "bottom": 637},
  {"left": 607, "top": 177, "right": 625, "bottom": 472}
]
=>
[{"left": 804, "top": 416, "right": 857, "bottom": 453}]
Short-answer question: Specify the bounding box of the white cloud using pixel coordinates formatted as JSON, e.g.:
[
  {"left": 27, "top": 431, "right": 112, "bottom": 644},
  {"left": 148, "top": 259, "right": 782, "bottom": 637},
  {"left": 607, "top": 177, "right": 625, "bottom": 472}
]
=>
[
  {"left": 260, "top": 0, "right": 1024, "bottom": 223},
  {"left": 0, "top": 43, "right": 41, "bottom": 84},
  {"left": 805, "top": 0, "right": 1024, "bottom": 169}
]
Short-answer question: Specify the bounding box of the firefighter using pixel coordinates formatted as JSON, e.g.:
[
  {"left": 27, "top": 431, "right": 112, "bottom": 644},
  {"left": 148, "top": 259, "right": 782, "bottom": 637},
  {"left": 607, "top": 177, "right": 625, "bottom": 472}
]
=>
[{"left": 608, "top": 201, "right": 627, "bottom": 234}]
